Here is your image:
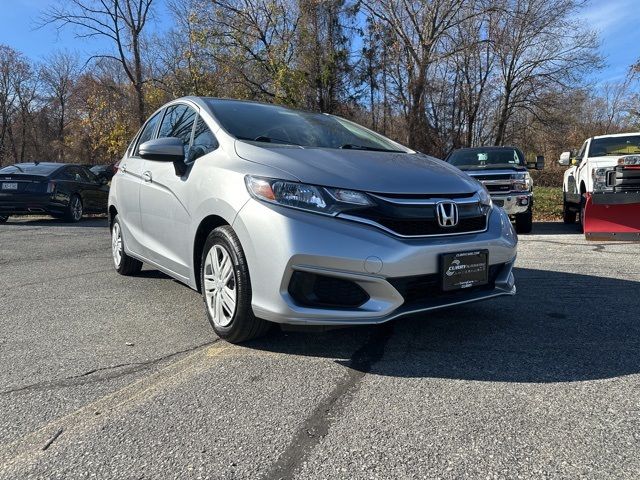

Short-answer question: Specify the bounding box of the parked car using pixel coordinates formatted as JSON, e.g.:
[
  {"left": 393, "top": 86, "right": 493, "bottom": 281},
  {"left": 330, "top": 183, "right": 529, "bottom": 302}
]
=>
[
  {"left": 108, "top": 97, "right": 518, "bottom": 343},
  {"left": 560, "top": 132, "right": 640, "bottom": 240},
  {"left": 444, "top": 146, "right": 544, "bottom": 234},
  {"left": 90, "top": 163, "right": 118, "bottom": 182},
  {"left": 0, "top": 162, "right": 109, "bottom": 223}
]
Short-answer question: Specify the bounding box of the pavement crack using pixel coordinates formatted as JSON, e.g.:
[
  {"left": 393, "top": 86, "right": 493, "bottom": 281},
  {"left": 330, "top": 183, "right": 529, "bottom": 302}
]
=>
[
  {"left": 0, "top": 340, "right": 218, "bottom": 396},
  {"left": 262, "top": 322, "right": 394, "bottom": 480}
]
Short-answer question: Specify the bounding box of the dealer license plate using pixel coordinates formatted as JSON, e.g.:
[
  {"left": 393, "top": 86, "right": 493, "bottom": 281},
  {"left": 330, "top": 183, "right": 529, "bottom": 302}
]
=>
[
  {"left": 1, "top": 182, "right": 18, "bottom": 190},
  {"left": 441, "top": 250, "right": 489, "bottom": 291}
]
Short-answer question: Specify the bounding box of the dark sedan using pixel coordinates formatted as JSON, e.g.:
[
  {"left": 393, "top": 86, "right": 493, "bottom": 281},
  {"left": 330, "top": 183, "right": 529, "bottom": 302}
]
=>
[{"left": 0, "top": 162, "right": 109, "bottom": 223}]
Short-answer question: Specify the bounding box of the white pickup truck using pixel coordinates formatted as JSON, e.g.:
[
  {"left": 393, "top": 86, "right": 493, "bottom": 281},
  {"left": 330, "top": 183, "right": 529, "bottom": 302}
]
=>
[{"left": 560, "top": 132, "right": 640, "bottom": 240}]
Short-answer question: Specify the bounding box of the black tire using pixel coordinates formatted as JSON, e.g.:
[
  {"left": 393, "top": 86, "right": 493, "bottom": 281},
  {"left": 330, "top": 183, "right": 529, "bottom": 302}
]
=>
[
  {"left": 578, "top": 194, "right": 586, "bottom": 233},
  {"left": 0, "top": 215, "right": 8, "bottom": 223},
  {"left": 111, "top": 215, "right": 143, "bottom": 275},
  {"left": 562, "top": 195, "right": 576, "bottom": 224},
  {"left": 515, "top": 206, "right": 533, "bottom": 234},
  {"left": 65, "top": 194, "right": 83, "bottom": 222},
  {"left": 200, "top": 225, "right": 270, "bottom": 343}
]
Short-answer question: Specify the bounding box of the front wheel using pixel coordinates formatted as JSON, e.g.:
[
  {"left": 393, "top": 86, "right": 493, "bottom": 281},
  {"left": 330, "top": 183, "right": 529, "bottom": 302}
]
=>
[
  {"left": 562, "top": 195, "right": 577, "bottom": 224},
  {"left": 111, "top": 215, "right": 143, "bottom": 275},
  {"left": 0, "top": 215, "right": 8, "bottom": 223},
  {"left": 65, "top": 195, "right": 83, "bottom": 222},
  {"left": 200, "top": 225, "right": 270, "bottom": 343},
  {"left": 515, "top": 206, "right": 533, "bottom": 234}
]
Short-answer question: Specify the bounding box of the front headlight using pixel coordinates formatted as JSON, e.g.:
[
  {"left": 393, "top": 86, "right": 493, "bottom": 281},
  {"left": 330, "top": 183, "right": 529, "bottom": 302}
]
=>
[
  {"left": 477, "top": 184, "right": 493, "bottom": 208},
  {"left": 245, "top": 176, "right": 373, "bottom": 215},
  {"left": 511, "top": 172, "right": 531, "bottom": 191},
  {"left": 592, "top": 167, "right": 614, "bottom": 192}
]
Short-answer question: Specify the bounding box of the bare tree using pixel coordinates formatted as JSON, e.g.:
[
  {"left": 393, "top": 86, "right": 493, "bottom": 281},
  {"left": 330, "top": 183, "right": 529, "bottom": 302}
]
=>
[
  {"left": 43, "top": 0, "right": 156, "bottom": 126},
  {"left": 40, "top": 52, "right": 81, "bottom": 160}
]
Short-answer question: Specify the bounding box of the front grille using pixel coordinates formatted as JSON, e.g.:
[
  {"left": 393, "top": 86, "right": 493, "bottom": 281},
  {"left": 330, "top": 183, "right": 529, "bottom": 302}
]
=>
[
  {"left": 614, "top": 166, "right": 640, "bottom": 192},
  {"left": 389, "top": 263, "right": 504, "bottom": 306},
  {"left": 345, "top": 193, "right": 488, "bottom": 237},
  {"left": 485, "top": 183, "right": 511, "bottom": 193},
  {"left": 288, "top": 271, "right": 369, "bottom": 309},
  {"left": 353, "top": 213, "right": 486, "bottom": 236}
]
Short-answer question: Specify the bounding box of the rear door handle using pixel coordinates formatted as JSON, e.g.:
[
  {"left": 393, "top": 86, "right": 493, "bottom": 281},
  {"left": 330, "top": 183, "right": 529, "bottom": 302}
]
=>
[{"left": 142, "top": 171, "right": 152, "bottom": 183}]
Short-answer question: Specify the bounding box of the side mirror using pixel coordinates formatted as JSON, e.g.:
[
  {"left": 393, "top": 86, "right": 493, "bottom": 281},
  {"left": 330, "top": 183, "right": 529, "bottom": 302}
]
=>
[
  {"left": 558, "top": 151, "right": 571, "bottom": 166},
  {"left": 139, "top": 137, "right": 185, "bottom": 162},
  {"left": 535, "top": 155, "right": 545, "bottom": 170},
  {"left": 139, "top": 137, "right": 187, "bottom": 176}
]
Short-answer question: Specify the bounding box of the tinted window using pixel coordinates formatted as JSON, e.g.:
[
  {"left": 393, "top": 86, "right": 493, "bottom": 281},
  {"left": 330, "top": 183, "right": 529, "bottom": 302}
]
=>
[
  {"left": 134, "top": 111, "right": 162, "bottom": 157},
  {"left": 158, "top": 105, "right": 197, "bottom": 154},
  {"left": 0, "top": 163, "right": 60, "bottom": 175},
  {"left": 206, "top": 99, "right": 404, "bottom": 152},
  {"left": 63, "top": 167, "right": 85, "bottom": 182},
  {"left": 447, "top": 148, "right": 524, "bottom": 168},
  {"left": 188, "top": 116, "right": 218, "bottom": 162}
]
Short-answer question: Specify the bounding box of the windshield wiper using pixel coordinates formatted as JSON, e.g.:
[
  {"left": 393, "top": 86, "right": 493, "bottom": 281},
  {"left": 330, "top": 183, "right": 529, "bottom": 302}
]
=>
[
  {"left": 340, "top": 144, "right": 403, "bottom": 153},
  {"left": 237, "top": 135, "right": 302, "bottom": 146}
]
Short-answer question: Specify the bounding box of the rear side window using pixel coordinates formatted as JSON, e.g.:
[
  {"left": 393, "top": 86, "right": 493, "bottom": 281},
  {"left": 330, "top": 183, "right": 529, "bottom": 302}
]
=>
[
  {"left": 133, "top": 111, "right": 162, "bottom": 157},
  {"left": 158, "top": 105, "right": 197, "bottom": 154}
]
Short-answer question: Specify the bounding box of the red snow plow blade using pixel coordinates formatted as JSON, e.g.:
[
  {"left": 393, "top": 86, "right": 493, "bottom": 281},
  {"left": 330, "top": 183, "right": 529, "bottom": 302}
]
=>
[{"left": 583, "top": 193, "right": 640, "bottom": 241}]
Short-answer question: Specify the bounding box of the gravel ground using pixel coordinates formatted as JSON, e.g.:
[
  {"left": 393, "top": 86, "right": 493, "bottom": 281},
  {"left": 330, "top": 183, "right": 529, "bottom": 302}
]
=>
[{"left": 0, "top": 217, "right": 638, "bottom": 479}]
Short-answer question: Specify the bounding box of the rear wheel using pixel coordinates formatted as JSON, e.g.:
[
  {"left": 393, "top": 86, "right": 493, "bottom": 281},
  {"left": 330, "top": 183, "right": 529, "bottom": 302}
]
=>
[
  {"left": 562, "top": 195, "right": 577, "bottom": 224},
  {"left": 515, "top": 206, "right": 533, "bottom": 234},
  {"left": 65, "top": 195, "right": 83, "bottom": 223},
  {"left": 111, "top": 215, "right": 142, "bottom": 275},
  {"left": 200, "top": 225, "right": 270, "bottom": 343}
]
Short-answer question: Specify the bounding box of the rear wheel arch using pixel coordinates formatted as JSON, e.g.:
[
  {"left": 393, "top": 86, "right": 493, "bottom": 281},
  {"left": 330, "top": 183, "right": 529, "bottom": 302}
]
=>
[{"left": 193, "top": 215, "right": 230, "bottom": 292}]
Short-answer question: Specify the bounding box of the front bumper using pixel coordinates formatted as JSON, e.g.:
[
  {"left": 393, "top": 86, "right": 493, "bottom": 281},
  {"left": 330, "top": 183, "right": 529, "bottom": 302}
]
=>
[
  {"left": 233, "top": 200, "right": 518, "bottom": 325},
  {"left": 490, "top": 191, "right": 532, "bottom": 215}
]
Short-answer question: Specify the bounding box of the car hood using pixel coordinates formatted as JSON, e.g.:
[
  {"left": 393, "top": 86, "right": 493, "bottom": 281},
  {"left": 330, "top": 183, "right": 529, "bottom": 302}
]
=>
[
  {"left": 587, "top": 156, "right": 623, "bottom": 168},
  {"left": 234, "top": 141, "right": 480, "bottom": 194}
]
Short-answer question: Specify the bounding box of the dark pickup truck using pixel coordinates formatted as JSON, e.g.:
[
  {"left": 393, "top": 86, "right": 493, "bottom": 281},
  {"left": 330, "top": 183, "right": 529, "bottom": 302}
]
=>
[{"left": 445, "top": 146, "right": 544, "bottom": 233}]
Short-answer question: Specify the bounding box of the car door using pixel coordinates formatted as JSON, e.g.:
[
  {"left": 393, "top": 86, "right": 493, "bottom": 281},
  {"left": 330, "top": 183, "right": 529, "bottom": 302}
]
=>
[
  {"left": 138, "top": 103, "right": 198, "bottom": 278},
  {"left": 117, "top": 111, "right": 162, "bottom": 257},
  {"left": 81, "top": 167, "right": 109, "bottom": 213}
]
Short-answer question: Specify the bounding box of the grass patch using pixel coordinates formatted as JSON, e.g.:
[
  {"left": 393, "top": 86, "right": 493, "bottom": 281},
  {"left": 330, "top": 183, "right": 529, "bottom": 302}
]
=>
[{"left": 534, "top": 186, "right": 563, "bottom": 221}]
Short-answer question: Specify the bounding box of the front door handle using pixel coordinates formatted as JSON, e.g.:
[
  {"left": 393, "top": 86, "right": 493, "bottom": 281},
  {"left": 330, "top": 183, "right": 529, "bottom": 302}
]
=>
[{"left": 142, "top": 171, "right": 152, "bottom": 183}]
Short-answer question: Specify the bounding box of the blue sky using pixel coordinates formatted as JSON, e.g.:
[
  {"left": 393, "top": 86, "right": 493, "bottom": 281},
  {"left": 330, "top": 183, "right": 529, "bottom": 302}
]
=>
[{"left": 0, "top": 0, "right": 638, "bottom": 85}]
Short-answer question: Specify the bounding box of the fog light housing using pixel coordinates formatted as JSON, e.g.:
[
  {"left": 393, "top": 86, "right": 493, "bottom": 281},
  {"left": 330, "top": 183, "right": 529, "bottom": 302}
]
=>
[
  {"left": 288, "top": 271, "right": 369, "bottom": 308},
  {"left": 517, "top": 196, "right": 529, "bottom": 206}
]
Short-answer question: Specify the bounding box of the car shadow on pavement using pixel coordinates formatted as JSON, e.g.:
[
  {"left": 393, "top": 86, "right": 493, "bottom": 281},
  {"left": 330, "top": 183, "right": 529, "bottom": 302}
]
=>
[
  {"left": 246, "top": 267, "right": 640, "bottom": 383},
  {"left": 529, "top": 221, "right": 582, "bottom": 236},
  {"left": 3, "top": 216, "right": 108, "bottom": 228}
]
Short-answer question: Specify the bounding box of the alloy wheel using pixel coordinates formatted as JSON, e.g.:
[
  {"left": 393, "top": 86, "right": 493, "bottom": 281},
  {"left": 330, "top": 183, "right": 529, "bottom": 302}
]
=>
[
  {"left": 112, "top": 222, "right": 123, "bottom": 268},
  {"left": 72, "top": 197, "right": 83, "bottom": 221},
  {"left": 203, "top": 244, "right": 237, "bottom": 327}
]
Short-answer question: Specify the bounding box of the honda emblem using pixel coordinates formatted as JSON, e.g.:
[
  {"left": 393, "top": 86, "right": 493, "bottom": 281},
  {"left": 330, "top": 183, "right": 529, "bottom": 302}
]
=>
[{"left": 436, "top": 202, "right": 459, "bottom": 227}]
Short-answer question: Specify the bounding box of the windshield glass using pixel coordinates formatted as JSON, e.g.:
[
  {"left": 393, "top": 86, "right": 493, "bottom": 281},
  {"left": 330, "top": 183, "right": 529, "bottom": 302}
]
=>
[
  {"left": 0, "top": 163, "right": 60, "bottom": 175},
  {"left": 589, "top": 135, "right": 640, "bottom": 156},
  {"left": 447, "top": 148, "right": 524, "bottom": 169},
  {"left": 206, "top": 99, "right": 406, "bottom": 152}
]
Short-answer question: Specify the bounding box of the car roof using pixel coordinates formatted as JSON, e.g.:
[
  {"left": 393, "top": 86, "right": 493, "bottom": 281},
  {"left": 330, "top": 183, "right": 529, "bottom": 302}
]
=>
[{"left": 592, "top": 132, "right": 640, "bottom": 140}]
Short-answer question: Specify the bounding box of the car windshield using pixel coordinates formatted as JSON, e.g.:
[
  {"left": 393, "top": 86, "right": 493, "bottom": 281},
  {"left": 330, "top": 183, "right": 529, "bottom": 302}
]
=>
[
  {"left": 0, "top": 163, "right": 60, "bottom": 174},
  {"left": 206, "top": 99, "right": 406, "bottom": 152},
  {"left": 589, "top": 135, "right": 640, "bottom": 156},
  {"left": 447, "top": 148, "right": 524, "bottom": 169}
]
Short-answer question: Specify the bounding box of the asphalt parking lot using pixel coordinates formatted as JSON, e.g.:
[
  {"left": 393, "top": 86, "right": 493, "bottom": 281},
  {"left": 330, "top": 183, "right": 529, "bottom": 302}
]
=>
[{"left": 0, "top": 218, "right": 639, "bottom": 479}]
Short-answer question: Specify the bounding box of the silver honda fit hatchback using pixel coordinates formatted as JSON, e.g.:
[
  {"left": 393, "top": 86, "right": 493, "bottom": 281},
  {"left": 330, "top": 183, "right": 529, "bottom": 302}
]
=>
[{"left": 109, "top": 97, "right": 517, "bottom": 342}]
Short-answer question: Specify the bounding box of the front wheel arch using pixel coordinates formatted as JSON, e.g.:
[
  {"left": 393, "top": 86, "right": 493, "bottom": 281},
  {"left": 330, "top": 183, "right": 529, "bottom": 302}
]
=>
[{"left": 193, "top": 215, "right": 230, "bottom": 293}]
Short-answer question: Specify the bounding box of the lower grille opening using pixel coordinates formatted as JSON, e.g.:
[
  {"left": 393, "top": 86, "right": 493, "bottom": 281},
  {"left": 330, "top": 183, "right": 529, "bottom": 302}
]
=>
[
  {"left": 389, "top": 263, "right": 505, "bottom": 306},
  {"left": 288, "top": 271, "right": 370, "bottom": 309}
]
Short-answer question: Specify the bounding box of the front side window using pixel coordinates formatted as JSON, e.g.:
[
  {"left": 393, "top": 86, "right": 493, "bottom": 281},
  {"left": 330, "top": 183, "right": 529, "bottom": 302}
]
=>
[
  {"left": 158, "top": 104, "right": 197, "bottom": 155},
  {"left": 188, "top": 116, "right": 218, "bottom": 162},
  {"left": 134, "top": 111, "right": 162, "bottom": 157}
]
